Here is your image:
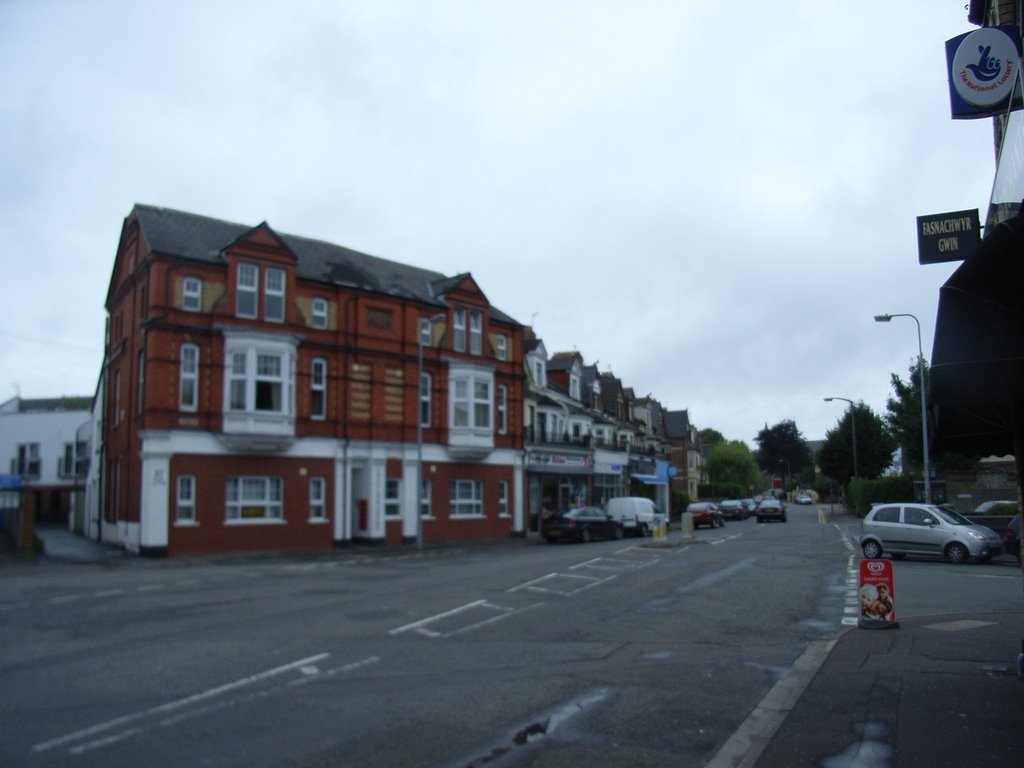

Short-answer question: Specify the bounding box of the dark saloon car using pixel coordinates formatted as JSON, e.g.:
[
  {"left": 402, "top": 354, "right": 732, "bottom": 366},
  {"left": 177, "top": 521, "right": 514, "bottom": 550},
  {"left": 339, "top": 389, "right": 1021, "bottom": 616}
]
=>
[
  {"left": 687, "top": 502, "right": 724, "bottom": 529},
  {"left": 719, "top": 499, "right": 747, "bottom": 520},
  {"left": 543, "top": 507, "right": 625, "bottom": 543},
  {"left": 755, "top": 497, "right": 787, "bottom": 523}
]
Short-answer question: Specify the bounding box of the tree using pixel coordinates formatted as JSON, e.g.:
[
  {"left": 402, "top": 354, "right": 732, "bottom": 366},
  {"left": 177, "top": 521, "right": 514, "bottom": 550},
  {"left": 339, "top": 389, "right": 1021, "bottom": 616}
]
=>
[
  {"left": 885, "top": 359, "right": 927, "bottom": 475},
  {"left": 818, "top": 403, "right": 896, "bottom": 485},
  {"left": 699, "top": 428, "right": 726, "bottom": 451},
  {"left": 754, "top": 420, "right": 811, "bottom": 480},
  {"left": 705, "top": 440, "right": 761, "bottom": 496}
]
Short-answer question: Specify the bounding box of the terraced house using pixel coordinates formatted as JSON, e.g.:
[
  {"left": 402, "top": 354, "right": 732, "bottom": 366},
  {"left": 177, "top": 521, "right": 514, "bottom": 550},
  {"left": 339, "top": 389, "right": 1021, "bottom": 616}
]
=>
[{"left": 101, "top": 205, "right": 525, "bottom": 556}]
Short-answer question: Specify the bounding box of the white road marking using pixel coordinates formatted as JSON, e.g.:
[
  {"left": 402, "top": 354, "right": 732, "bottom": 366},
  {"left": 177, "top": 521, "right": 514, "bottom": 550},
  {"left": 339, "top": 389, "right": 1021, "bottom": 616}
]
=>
[{"left": 32, "top": 653, "right": 330, "bottom": 754}]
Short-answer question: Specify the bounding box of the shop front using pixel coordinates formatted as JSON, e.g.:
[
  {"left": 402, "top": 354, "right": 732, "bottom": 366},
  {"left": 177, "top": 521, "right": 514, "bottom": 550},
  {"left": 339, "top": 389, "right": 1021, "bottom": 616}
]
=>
[{"left": 526, "top": 450, "right": 592, "bottom": 532}]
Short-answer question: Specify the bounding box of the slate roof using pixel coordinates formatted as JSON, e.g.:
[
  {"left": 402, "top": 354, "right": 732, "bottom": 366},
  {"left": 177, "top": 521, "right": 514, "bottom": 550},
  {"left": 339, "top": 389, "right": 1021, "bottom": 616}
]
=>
[
  {"left": 129, "top": 205, "right": 520, "bottom": 325},
  {"left": 664, "top": 410, "right": 690, "bottom": 439}
]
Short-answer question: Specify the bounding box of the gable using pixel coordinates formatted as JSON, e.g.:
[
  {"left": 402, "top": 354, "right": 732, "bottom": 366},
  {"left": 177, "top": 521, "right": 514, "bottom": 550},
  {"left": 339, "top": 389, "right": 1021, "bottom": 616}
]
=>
[{"left": 224, "top": 222, "right": 297, "bottom": 265}]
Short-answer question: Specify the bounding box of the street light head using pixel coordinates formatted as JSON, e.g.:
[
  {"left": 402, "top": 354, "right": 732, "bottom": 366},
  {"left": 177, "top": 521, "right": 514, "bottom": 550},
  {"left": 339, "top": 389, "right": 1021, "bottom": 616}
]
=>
[
  {"left": 873, "top": 314, "right": 892, "bottom": 323},
  {"left": 823, "top": 397, "right": 833, "bottom": 402}
]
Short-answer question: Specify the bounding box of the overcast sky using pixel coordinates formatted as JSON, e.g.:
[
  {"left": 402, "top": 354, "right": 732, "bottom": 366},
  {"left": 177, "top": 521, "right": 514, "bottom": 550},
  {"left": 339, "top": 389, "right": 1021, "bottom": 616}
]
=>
[{"left": 0, "top": 1, "right": 998, "bottom": 446}]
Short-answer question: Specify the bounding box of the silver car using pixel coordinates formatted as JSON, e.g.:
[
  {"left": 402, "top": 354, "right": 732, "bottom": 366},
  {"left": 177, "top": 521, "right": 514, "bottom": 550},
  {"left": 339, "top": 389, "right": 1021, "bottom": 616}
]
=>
[{"left": 860, "top": 503, "right": 1003, "bottom": 564}]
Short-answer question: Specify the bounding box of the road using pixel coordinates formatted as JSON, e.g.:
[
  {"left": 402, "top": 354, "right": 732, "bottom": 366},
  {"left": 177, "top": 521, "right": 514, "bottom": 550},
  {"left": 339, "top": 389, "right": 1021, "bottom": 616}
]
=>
[{"left": 1, "top": 505, "right": 1019, "bottom": 767}]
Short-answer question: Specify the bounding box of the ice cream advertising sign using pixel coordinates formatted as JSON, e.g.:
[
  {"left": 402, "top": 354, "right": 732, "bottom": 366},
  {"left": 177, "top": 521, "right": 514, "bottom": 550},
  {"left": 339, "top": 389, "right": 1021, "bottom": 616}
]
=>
[
  {"left": 947, "top": 26, "right": 1022, "bottom": 119},
  {"left": 859, "top": 559, "right": 899, "bottom": 630}
]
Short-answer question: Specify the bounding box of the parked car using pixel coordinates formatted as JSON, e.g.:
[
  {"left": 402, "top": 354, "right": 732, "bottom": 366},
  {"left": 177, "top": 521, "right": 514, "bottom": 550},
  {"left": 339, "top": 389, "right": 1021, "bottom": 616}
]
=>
[
  {"left": 543, "top": 507, "right": 624, "bottom": 543},
  {"left": 860, "top": 503, "right": 1003, "bottom": 564},
  {"left": 719, "top": 499, "right": 747, "bottom": 520},
  {"left": 755, "top": 498, "right": 787, "bottom": 523},
  {"left": 1004, "top": 512, "right": 1022, "bottom": 563},
  {"left": 741, "top": 498, "right": 757, "bottom": 517},
  {"left": 687, "top": 502, "right": 724, "bottom": 529},
  {"left": 794, "top": 493, "right": 813, "bottom": 505},
  {"left": 606, "top": 496, "right": 663, "bottom": 537},
  {"left": 972, "top": 500, "right": 1017, "bottom": 515}
]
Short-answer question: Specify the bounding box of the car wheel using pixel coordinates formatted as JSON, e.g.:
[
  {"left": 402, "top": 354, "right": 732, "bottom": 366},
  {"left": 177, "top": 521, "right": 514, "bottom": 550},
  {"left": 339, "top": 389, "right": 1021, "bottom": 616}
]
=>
[
  {"left": 862, "top": 540, "right": 882, "bottom": 559},
  {"left": 581, "top": 528, "right": 592, "bottom": 544},
  {"left": 613, "top": 526, "right": 624, "bottom": 540},
  {"left": 945, "top": 542, "right": 968, "bottom": 564}
]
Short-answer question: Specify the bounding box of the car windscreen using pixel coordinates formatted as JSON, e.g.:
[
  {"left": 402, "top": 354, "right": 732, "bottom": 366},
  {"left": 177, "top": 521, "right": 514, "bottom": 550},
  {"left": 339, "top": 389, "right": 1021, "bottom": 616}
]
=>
[{"left": 933, "top": 506, "right": 971, "bottom": 525}]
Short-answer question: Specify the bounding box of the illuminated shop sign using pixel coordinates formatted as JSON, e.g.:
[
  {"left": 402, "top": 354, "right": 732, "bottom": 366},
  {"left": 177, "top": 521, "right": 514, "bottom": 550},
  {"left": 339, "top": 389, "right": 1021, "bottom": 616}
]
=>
[{"left": 946, "top": 26, "right": 1023, "bottom": 119}]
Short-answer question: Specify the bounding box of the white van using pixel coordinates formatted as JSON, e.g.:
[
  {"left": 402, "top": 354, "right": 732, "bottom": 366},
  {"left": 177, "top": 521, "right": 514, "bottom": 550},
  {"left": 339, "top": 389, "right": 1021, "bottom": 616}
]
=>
[{"left": 606, "top": 497, "right": 663, "bottom": 536}]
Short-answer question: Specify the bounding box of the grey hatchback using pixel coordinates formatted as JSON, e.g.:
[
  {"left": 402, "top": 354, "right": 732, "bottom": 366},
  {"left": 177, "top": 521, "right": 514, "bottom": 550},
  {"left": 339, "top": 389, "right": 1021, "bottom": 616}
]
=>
[{"left": 860, "top": 503, "right": 1003, "bottom": 564}]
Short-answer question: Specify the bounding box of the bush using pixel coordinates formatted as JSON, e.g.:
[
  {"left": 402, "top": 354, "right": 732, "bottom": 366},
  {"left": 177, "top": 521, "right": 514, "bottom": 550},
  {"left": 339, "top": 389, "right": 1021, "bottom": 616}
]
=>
[{"left": 847, "top": 476, "right": 916, "bottom": 517}]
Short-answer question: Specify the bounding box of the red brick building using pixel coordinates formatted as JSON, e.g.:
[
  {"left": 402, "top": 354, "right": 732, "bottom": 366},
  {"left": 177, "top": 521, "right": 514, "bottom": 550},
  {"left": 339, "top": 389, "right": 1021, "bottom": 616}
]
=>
[{"left": 102, "top": 205, "right": 525, "bottom": 556}]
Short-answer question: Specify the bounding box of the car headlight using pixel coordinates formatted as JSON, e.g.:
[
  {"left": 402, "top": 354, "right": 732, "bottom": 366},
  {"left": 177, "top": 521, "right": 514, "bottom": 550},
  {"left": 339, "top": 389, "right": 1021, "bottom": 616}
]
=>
[{"left": 965, "top": 530, "right": 986, "bottom": 541}]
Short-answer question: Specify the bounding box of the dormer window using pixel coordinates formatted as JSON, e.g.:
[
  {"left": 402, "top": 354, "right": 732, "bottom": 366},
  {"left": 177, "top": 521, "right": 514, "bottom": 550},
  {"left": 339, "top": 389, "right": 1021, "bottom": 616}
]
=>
[
  {"left": 533, "top": 360, "right": 545, "bottom": 387},
  {"left": 495, "top": 334, "right": 507, "bottom": 361},
  {"left": 237, "top": 264, "right": 258, "bottom": 318},
  {"left": 265, "top": 268, "right": 285, "bottom": 322},
  {"left": 470, "top": 310, "right": 483, "bottom": 355},
  {"left": 453, "top": 308, "right": 466, "bottom": 352},
  {"left": 570, "top": 373, "right": 580, "bottom": 400}
]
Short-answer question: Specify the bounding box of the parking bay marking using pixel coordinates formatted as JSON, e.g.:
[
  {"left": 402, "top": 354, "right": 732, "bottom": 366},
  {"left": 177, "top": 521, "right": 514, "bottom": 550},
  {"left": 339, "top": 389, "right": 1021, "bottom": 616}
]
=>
[
  {"left": 32, "top": 653, "right": 331, "bottom": 755},
  {"left": 508, "top": 572, "right": 618, "bottom": 596},
  {"left": 389, "top": 599, "right": 545, "bottom": 638},
  {"left": 569, "top": 556, "right": 657, "bottom": 572}
]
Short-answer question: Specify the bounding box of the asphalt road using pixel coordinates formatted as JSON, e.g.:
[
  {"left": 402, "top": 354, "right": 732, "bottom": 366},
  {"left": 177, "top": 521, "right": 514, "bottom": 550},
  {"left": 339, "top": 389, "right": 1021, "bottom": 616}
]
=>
[{"left": 1, "top": 506, "right": 1019, "bottom": 767}]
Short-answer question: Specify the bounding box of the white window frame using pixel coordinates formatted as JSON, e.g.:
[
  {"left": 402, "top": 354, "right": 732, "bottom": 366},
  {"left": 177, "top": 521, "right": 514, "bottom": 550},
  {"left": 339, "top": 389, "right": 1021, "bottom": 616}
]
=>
[
  {"left": 237, "top": 263, "right": 258, "bottom": 318},
  {"left": 180, "top": 343, "right": 199, "bottom": 412},
  {"left": 419, "top": 316, "right": 433, "bottom": 346},
  {"left": 14, "top": 443, "right": 41, "bottom": 478},
  {"left": 265, "top": 267, "right": 285, "bottom": 322},
  {"left": 470, "top": 310, "right": 483, "bottom": 355},
  {"left": 498, "top": 480, "right": 509, "bottom": 517},
  {"left": 311, "top": 297, "right": 328, "bottom": 329},
  {"left": 452, "top": 374, "right": 492, "bottom": 429},
  {"left": 226, "top": 476, "right": 283, "bottom": 523},
  {"left": 497, "top": 384, "right": 508, "bottom": 434},
  {"left": 183, "top": 276, "right": 203, "bottom": 312},
  {"left": 453, "top": 308, "right": 466, "bottom": 352},
  {"left": 570, "top": 373, "right": 580, "bottom": 400},
  {"left": 450, "top": 479, "right": 483, "bottom": 518},
  {"left": 385, "top": 479, "right": 401, "bottom": 518},
  {"left": 495, "top": 334, "right": 507, "bottom": 361},
  {"left": 309, "top": 477, "right": 326, "bottom": 521},
  {"left": 420, "top": 478, "right": 432, "bottom": 519},
  {"left": 176, "top": 475, "right": 197, "bottom": 524},
  {"left": 419, "top": 372, "right": 432, "bottom": 427},
  {"left": 533, "top": 360, "right": 545, "bottom": 387},
  {"left": 311, "top": 358, "right": 327, "bottom": 420}
]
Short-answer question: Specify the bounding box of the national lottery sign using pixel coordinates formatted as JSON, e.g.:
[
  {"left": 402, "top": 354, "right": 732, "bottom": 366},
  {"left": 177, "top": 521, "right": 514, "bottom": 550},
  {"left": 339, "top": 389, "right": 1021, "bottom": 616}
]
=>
[{"left": 947, "top": 26, "right": 1023, "bottom": 119}]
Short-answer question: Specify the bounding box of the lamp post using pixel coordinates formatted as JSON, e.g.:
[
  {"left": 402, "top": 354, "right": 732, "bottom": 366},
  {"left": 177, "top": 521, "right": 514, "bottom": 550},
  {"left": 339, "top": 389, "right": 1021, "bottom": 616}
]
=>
[
  {"left": 824, "top": 397, "right": 858, "bottom": 480},
  {"left": 416, "top": 313, "right": 446, "bottom": 550},
  {"left": 874, "top": 313, "right": 931, "bottom": 503}
]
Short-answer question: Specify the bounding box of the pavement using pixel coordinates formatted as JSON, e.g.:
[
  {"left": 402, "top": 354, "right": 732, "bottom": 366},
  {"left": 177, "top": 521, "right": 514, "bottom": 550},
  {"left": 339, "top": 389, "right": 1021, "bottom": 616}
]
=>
[{"left": 13, "top": 525, "right": 1024, "bottom": 767}]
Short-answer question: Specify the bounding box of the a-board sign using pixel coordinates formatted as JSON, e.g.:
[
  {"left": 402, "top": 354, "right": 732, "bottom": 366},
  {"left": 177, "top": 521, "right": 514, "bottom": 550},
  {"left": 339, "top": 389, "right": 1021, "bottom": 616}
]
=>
[{"left": 858, "top": 559, "right": 899, "bottom": 629}]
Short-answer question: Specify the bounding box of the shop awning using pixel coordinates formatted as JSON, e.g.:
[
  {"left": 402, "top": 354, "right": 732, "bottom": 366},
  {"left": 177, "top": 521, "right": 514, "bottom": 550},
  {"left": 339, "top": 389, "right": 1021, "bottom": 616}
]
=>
[{"left": 930, "top": 213, "right": 1024, "bottom": 456}]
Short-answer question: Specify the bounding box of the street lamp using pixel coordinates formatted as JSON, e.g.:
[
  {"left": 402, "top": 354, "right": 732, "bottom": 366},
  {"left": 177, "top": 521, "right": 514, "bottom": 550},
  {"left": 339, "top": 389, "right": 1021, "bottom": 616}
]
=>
[
  {"left": 874, "top": 313, "right": 931, "bottom": 503},
  {"left": 824, "top": 397, "right": 858, "bottom": 480},
  {"left": 416, "top": 312, "right": 446, "bottom": 550}
]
